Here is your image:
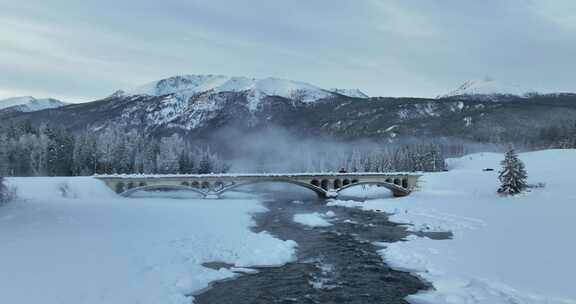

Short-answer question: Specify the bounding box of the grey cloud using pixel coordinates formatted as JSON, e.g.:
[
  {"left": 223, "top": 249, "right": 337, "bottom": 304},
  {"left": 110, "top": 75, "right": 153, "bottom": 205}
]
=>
[{"left": 0, "top": 0, "right": 574, "bottom": 101}]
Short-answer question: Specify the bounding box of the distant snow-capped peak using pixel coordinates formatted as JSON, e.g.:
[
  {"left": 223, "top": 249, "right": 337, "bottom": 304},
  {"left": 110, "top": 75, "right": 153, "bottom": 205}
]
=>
[
  {"left": 438, "top": 78, "right": 538, "bottom": 99},
  {"left": 330, "top": 88, "right": 369, "bottom": 98},
  {"left": 123, "top": 74, "right": 333, "bottom": 103},
  {"left": 0, "top": 96, "right": 67, "bottom": 112},
  {"left": 118, "top": 74, "right": 369, "bottom": 111}
]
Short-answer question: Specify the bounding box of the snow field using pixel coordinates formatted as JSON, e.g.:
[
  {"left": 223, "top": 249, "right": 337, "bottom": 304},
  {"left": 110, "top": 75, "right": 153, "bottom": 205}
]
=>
[
  {"left": 0, "top": 177, "right": 296, "bottom": 304},
  {"left": 330, "top": 150, "right": 576, "bottom": 304}
]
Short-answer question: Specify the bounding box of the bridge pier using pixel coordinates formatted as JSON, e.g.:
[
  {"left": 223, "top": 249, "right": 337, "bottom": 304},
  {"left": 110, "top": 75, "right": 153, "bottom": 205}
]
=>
[{"left": 325, "top": 190, "right": 339, "bottom": 199}]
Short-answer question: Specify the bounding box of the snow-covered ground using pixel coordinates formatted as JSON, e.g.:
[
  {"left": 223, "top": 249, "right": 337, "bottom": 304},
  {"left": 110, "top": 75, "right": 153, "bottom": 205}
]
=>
[
  {"left": 330, "top": 149, "right": 576, "bottom": 304},
  {"left": 2, "top": 149, "right": 575, "bottom": 304},
  {"left": 0, "top": 177, "right": 296, "bottom": 304}
]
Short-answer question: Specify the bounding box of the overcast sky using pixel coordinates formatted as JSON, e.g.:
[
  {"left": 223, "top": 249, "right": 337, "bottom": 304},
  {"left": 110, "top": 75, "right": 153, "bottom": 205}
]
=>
[{"left": 1, "top": 0, "right": 575, "bottom": 102}]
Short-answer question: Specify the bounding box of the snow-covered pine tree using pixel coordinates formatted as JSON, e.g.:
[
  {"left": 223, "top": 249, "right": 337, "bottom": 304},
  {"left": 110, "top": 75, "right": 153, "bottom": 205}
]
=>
[
  {"left": 497, "top": 147, "right": 528, "bottom": 195},
  {"left": 197, "top": 152, "right": 214, "bottom": 174},
  {"left": 0, "top": 134, "right": 8, "bottom": 176},
  {"left": 0, "top": 176, "right": 15, "bottom": 204},
  {"left": 0, "top": 176, "right": 6, "bottom": 204}
]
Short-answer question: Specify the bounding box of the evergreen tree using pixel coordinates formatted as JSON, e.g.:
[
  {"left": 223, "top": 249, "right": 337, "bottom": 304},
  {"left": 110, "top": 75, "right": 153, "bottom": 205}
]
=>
[
  {"left": 157, "top": 135, "right": 183, "bottom": 174},
  {"left": 497, "top": 147, "right": 528, "bottom": 195},
  {"left": 143, "top": 141, "right": 160, "bottom": 174},
  {"left": 0, "top": 177, "right": 7, "bottom": 203},
  {"left": 198, "top": 153, "right": 213, "bottom": 174},
  {"left": 0, "top": 176, "right": 15, "bottom": 204},
  {"left": 178, "top": 151, "right": 194, "bottom": 174},
  {"left": 0, "top": 134, "right": 9, "bottom": 176}
]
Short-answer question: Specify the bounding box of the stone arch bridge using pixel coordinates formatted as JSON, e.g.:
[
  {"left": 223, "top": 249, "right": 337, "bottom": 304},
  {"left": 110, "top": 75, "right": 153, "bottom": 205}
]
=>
[{"left": 95, "top": 173, "right": 421, "bottom": 199}]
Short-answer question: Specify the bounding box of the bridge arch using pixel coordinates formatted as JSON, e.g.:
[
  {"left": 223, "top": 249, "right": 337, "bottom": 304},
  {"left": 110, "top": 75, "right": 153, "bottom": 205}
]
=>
[
  {"left": 320, "top": 179, "right": 329, "bottom": 190},
  {"left": 115, "top": 182, "right": 126, "bottom": 194},
  {"left": 119, "top": 185, "right": 207, "bottom": 197},
  {"left": 213, "top": 181, "right": 225, "bottom": 191},
  {"left": 336, "top": 181, "right": 410, "bottom": 197},
  {"left": 216, "top": 179, "right": 327, "bottom": 197},
  {"left": 311, "top": 179, "right": 320, "bottom": 187},
  {"left": 333, "top": 179, "right": 342, "bottom": 189}
]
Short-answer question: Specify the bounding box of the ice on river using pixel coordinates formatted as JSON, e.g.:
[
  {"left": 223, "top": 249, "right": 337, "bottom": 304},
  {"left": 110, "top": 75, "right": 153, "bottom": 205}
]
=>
[
  {"left": 0, "top": 177, "right": 296, "bottom": 304},
  {"left": 330, "top": 149, "right": 576, "bottom": 304},
  {"left": 293, "top": 212, "right": 334, "bottom": 227}
]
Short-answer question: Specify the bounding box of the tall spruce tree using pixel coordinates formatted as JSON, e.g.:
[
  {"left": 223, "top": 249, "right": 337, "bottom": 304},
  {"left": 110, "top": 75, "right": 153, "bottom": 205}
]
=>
[
  {"left": 498, "top": 147, "right": 528, "bottom": 195},
  {"left": 0, "top": 176, "right": 6, "bottom": 203},
  {"left": 0, "top": 176, "right": 14, "bottom": 204}
]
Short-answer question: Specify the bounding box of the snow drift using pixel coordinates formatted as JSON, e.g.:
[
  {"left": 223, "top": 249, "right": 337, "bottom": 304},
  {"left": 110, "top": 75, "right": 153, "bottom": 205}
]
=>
[
  {"left": 0, "top": 177, "right": 296, "bottom": 304},
  {"left": 330, "top": 149, "right": 576, "bottom": 304}
]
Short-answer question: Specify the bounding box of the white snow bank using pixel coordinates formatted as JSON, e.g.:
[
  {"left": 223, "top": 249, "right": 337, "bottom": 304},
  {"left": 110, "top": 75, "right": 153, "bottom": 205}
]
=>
[
  {"left": 7, "top": 176, "right": 117, "bottom": 200},
  {"left": 331, "top": 149, "right": 576, "bottom": 304},
  {"left": 0, "top": 177, "right": 296, "bottom": 304},
  {"left": 293, "top": 212, "right": 333, "bottom": 227}
]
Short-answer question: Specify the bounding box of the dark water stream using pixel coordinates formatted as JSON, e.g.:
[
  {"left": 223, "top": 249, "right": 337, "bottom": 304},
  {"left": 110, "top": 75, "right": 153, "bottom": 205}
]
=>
[{"left": 195, "top": 192, "right": 446, "bottom": 304}]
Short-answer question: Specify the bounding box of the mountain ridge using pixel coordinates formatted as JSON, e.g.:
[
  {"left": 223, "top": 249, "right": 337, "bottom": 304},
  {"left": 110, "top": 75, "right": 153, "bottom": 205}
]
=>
[
  {"left": 437, "top": 78, "right": 540, "bottom": 100},
  {"left": 2, "top": 74, "right": 576, "bottom": 151},
  {"left": 0, "top": 96, "right": 68, "bottom": 113}
]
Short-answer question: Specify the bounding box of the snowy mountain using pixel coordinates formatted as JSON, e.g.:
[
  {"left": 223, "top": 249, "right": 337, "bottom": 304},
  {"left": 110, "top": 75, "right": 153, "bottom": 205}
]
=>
[
  {"left": 438, "top": 78, "right": 538, "bottom": 100},
  {"left": 118, "top": 75, "right": 339, "bottom": 111},
  {"left": 7, "top": 88, "right": 576, "bottom": 147},
  {"left": 0, "top": 96, "right": 67, "bottom": 112},
  {"left": 91, "top": 74, "right": 357, "bottom": 130},
  {"left": 4, "top": 73, "right": 576, "bottom": 151},
  {"left": 330, "top": 88, "right": 369, "bottom": 98}
]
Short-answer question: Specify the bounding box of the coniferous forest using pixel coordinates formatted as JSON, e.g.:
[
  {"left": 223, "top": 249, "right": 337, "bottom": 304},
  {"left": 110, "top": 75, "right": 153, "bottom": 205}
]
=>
[
  {"left": 3, "top": 119, "right": 574, "bottom": 177},
  {"left": 0, "top": 122, "right": 229, "bottom": 176},
  {"left": 0, "top": 121, "right": 455, "bottom": 176}
]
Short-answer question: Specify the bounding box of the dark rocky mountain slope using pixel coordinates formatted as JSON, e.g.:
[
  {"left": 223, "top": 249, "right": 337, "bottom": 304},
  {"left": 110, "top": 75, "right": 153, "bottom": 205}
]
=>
[{"left": 2, "top": 75, "right": 575, "bottom": 148}]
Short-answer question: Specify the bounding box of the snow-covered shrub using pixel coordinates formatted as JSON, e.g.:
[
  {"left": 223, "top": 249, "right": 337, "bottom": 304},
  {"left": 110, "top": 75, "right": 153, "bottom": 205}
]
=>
[
  {"left": 497, "top": 148, "right": 528, "bottom": 195},
  {"left": 0, "top": 177, "right": 16, "bottom": 204}
]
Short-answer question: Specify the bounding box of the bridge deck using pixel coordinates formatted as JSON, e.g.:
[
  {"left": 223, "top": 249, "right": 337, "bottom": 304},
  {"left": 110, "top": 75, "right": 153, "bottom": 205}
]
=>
[{"left": 93, "top": 172, "right": 421, "bottom": 178}]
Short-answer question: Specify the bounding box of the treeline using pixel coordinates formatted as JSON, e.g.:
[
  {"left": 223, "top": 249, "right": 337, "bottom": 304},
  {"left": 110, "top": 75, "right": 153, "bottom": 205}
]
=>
[
  {"left": 0, "top": 122, "right": 229, "bottom": 177},
  {"left": 254, "top": 143, "right": 450, "bottom": 173},
  {"left": 0, "top": 122, "right": 455, "bottom": 177},
  {"left": 527, "top": 121, "right": 576, "bottom": 149}
]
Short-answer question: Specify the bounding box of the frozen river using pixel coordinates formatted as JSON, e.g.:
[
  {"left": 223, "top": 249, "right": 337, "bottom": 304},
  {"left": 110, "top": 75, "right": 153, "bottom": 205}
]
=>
[{"left": 195, "top": 191, "right": 447, "bottom": 303}]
